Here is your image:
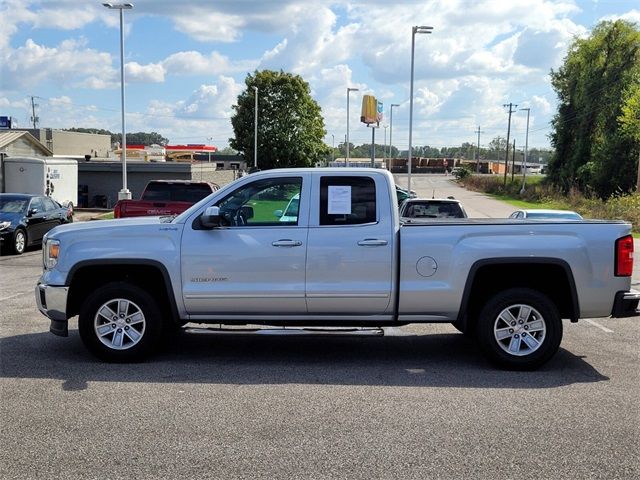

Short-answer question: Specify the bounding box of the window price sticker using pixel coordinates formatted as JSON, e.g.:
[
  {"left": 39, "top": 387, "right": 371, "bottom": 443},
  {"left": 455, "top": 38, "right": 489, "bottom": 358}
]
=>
[{"left": 328, "top": 186, "right": 351, "bottom": 214}]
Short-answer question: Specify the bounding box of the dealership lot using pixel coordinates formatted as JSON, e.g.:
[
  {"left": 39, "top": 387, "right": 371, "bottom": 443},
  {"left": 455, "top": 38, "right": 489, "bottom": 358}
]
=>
[{"left": 1, "top": 176, "right": 639, "bottom": 479}]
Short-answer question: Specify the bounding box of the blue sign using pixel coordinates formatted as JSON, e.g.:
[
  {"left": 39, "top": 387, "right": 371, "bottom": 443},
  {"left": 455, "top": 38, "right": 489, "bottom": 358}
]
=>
[{"left": 0, "top": 116, "right": 11, "bottom": 129}]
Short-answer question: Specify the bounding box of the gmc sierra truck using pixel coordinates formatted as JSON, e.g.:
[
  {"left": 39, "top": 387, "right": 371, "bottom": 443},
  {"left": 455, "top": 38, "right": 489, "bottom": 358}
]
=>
[{"left": 35, "top": 168, "right": 639, "bottom": 369}]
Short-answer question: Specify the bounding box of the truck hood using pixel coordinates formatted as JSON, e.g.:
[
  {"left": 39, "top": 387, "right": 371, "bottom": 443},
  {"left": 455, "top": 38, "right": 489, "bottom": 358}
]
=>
[{"left": 45, "top": 216, "right": 175, "bottom": 241}]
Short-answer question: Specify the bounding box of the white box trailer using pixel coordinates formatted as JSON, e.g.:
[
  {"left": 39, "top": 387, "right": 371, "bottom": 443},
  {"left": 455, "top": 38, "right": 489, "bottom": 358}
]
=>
[{"left": 3, "top": 156, "right": 78, "bottom": 207}]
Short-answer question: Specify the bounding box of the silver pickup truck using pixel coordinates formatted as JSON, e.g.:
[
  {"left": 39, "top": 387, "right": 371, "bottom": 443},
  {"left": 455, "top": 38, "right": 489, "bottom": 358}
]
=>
[{"left": 35, "top": 168, "right": 639, "bottom": 369}]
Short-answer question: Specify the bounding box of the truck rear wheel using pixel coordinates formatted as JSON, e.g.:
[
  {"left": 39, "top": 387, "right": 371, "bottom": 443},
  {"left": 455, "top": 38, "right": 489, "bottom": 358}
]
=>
[
  {"left": 477, "top": 288, "right": 562, "bottom": 370},
  {"left": 78, "top": 282, "right": 164, "bottom": 362}
]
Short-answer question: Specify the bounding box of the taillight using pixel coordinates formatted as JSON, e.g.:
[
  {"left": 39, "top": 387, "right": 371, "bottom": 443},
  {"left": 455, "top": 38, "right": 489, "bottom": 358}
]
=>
[{"left": 615, "top": 235, "right": 634, "bottom": 277}]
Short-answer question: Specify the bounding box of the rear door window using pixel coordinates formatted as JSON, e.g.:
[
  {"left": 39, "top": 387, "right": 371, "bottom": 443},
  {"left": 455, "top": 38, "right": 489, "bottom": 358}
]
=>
[{"left": 319, "top": 176, "right": 376, "bottom": 226}]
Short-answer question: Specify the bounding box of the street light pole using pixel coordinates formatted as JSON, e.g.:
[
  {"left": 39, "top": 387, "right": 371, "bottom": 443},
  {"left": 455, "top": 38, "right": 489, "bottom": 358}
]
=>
[
  {"left": 383, "top": 124, "right": 388, "bottom": 169},
  {"left": 520, "top": 107, "right": 530, "bottom": 194},
  {"left": 346, "top": 87, "right": 359, "bottom": 167},
  {"left": 331, "top": 134, "right": 335, "bottom": 165},
  {"left": 408, "top": 25, "right": 433, "bottom": 193},
  {"left": 207, "top": 136, "right": 213, "bottom": 163},
  {"left": 253, "top": 86, "right": 258, "bottom": 169},
  {"left": 390, "top": 103, "right": 399, "bottom": 170},
  {"left": 103, "top": 2, "right": 134, "bottom": 200}
]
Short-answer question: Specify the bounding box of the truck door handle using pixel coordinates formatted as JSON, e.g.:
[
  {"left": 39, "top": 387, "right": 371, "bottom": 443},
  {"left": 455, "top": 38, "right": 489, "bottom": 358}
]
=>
[
  {"left": 272, "top": 239, "right": 303, "bottom": 247},
  {"left": 357, "top": 239, "right": 388, "bottom": 247}
]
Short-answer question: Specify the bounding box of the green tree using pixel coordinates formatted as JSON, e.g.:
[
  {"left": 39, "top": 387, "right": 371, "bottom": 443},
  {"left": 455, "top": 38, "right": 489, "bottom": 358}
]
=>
[
  {"left": 114, "top": 132, "right": 169, "bottom": 146},
  {"left": 548, "top": 20, "right": 640, "bottom": 197},
  {"left": 229, "top": 70, "right": 328, "bottom": 169},
  {"left": 487, "top": 136, "right": 507, "bottom": 160},
  {"left": 214, "top": 146, "right": 239, "bottom": 155},
  {"left": 619, "top": 83, "right": 640, "bottom": 190}
]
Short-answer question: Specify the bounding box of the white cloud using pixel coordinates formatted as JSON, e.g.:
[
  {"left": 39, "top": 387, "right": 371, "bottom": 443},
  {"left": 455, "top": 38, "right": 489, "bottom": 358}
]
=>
[
  {"left": 171, "top": 11, "right": 246, "bottom": 43},
  {"left": 48, "top": 96, "right": 73, "bottom": 108},
  {"left": 125, "top": 76, "right": 245, "bottom": 145},
  {"left": 125, "top": 62, "right": 165, "bottom": 83},
  {"left": 1, "top": 38, "right": 115, "bottom": 91},
  {"left": 532, "top": 95, "right": 552, "bottom": 115},
  {"left": 162, "top": 51, "right": 256, "bottom": 76},
  {"left": 600, "top": 9, "right": 640, "bottom": 24}
]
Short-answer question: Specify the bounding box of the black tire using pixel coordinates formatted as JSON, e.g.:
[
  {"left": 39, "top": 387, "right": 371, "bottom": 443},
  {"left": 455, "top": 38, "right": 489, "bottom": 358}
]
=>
[
  {"left": 476, "top": 288, "right": 562, "bottom": 370},
  {"left": 78, "top": 282, "right": 164, "bottom": 362},
  {"left": 12, "top": 229, "right": 26, "bottom": 255}
]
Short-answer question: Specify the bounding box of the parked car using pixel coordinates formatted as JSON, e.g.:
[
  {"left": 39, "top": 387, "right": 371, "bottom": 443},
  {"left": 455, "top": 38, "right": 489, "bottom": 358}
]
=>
[
  {"left": 509, "top": 209, "right": 583, "bottom": 220},
  {"left": 274, "top": 193, "right": 300, "bottom": 222},
  {"left": 113, "top": 180, "right": 219, "bottom": 218},
  {"left": 395, "top": 185, "right": 417, "bottom": 204},
  {"left": 400, "top": 198, "right": 468, "bottom": 219},
  {"left": 0, "top": 193, "right": 73, "bottom": 255}
]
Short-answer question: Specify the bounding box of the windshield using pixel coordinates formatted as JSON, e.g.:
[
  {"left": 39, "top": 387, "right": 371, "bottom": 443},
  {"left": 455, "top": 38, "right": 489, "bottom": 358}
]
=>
[{"left": 0, "top": 197, "right": 28, "bottom": 214}]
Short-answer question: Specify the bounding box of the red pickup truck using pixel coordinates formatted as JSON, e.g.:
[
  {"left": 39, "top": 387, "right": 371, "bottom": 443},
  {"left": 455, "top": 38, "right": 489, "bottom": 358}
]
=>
[{"left": 113, "top": 180, "right": 219, "bottom": 218}]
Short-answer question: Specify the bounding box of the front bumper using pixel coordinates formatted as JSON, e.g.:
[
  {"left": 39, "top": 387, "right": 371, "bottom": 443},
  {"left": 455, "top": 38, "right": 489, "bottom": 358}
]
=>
[
  {"left": 611, "top": 289, "right": 640, "bottom": 318},
  {"left": 35, "top": 283, "right": 70, "bottom": 337}
]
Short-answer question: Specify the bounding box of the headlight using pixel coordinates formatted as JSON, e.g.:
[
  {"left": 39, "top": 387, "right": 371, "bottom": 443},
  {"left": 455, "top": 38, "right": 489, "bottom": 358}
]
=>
[
  {"left": 0, "top": 221, "right": 10, "bottom": 231},
  {"left": 43, "top": 239, "right": 61, "bottom": 269}
]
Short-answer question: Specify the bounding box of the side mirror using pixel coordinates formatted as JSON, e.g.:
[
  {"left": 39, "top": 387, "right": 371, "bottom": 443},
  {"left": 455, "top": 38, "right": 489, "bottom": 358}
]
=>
[
  {"left": 201, "top": 206, "right": 221, "bottom": 228},
  {"left": 274, "top": 209, "right": 283, "bottom": 218},
  {"left": 28, "top": 208, "right": 38, "bottom": 217}
]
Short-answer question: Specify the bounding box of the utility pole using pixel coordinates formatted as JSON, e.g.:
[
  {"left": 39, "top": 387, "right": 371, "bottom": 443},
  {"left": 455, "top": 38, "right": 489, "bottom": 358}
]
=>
[
  {"left": 475, "top": 126, "right": 482, "bottom": 173},
  {"left": 30, "top": 96, "right": 39, "bottom": 129},
  {"left": 503, "top": 102, "right": 517, "bottom": 185},
  {"left": 520, "top": 107, "right": 530, "bottom": 194},
  {"left": 511, "top": 138, "right": 516, "bottom": 182}
]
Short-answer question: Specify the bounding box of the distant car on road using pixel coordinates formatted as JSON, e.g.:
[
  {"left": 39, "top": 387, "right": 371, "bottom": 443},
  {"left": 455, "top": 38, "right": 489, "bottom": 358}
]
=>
[
  {"left": 0, "top": 193, "right": 73, "bottom": 255},
  {"left": 509, "top": 209, "right": 583, "bottom": 220},
  {"left": 400, "top": 198, "right": 468, "bottom": 219}
]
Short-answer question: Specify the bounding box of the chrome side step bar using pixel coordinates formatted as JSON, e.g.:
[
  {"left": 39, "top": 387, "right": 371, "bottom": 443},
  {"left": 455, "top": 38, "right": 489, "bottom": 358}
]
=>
[{"left": 183, "top": 326, "right": 385, "bottom": 336}]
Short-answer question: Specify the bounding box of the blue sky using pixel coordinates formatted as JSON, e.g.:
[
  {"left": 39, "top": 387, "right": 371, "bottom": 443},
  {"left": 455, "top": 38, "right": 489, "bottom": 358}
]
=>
[{"left": 1, "top": 0, "right": 638, "bottom": 152}]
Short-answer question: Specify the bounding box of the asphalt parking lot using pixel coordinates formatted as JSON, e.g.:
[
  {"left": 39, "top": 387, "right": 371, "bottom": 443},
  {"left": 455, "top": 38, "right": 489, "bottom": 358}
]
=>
[{"left": 1, "top": 175, "right": 639, "bottom": 479}]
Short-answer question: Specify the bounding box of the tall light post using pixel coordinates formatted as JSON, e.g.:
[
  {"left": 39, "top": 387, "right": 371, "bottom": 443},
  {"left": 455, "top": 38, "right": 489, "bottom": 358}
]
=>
[
  {"left": 383, "top": 124, "right": 388, "bottom": 169},
  {"left": 408, "top": 25, "right": 433, "bottom": 193},
  {"left": 331, "top": 134, "right": 336, "bottom": 166},
  {"left": 520, "top": 107, "right": 530, "bottom": 194},
  {"left": 389, "top": 103, "right": 399, "bottom": 168},
  {"left": 346, "top": 87, "right": 359, "bottom": 167},
  {"left": 253, "top": 86, "right": 258, "bottom": 170},
  {"left": 103, "top": 2, "right": 134, "bottom": 200},
  {"left": 207, "top": 136, "right": 214, "bottom": 162}
]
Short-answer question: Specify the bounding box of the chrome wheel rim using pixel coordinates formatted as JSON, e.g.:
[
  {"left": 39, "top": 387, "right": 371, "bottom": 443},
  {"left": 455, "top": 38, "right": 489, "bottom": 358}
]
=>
[
  {"left": 94, "top": 298, "right": 146, "bottom": 350},
  {"left": 493, "top": 304, "right": 546, "bottom": 356},
  {"left": 15, "top": 231, "right": 25, "bottom": 253}
]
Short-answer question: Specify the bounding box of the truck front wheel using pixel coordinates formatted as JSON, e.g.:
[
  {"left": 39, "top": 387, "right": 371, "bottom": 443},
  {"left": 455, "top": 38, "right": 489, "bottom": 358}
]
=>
[
  {"left": 78, "top": 282, "right": 164, "bottom": 362},
  {"left": 477, "top": 288, "right": 562, "bottom": 370}
]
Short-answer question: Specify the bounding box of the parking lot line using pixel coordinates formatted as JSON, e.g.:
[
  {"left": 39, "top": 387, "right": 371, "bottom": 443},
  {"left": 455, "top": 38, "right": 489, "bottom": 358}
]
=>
[{"left": 584, "top": 319, "right": 614, "bottom": 333}]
